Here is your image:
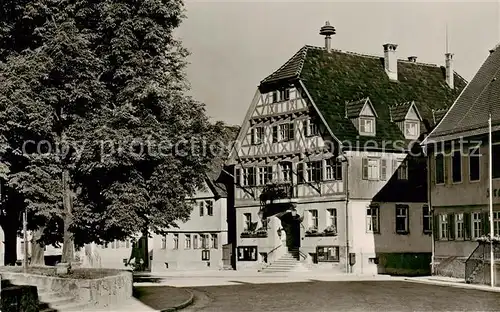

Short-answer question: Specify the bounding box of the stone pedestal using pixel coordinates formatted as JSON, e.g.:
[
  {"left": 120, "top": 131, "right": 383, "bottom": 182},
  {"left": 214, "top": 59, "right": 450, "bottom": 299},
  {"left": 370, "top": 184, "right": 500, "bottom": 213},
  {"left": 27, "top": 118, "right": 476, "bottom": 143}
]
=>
[{"left": 56, "top": 263, "right": 70, "bottom": 275}]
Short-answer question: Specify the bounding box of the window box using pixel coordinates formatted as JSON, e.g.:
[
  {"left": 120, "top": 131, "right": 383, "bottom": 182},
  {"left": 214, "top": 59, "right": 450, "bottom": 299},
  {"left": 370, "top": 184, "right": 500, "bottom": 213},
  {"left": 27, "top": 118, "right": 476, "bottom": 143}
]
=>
[
  {"left": 305, "top": 226, "right": 338, "bottom": 237},
  {"left": 240, "top": 228, "right": 268, "bottom": 238}
]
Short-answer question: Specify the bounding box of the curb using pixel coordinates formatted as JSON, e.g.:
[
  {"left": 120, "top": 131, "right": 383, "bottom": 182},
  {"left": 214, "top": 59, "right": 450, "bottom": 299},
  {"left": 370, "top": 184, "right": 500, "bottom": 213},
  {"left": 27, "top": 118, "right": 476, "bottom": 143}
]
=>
[
  {"left": 403, "top": 278, "right": 500, "bottom": 293},
  {"left": 161, "top": 289, "right": 194, "bottom": 312}
]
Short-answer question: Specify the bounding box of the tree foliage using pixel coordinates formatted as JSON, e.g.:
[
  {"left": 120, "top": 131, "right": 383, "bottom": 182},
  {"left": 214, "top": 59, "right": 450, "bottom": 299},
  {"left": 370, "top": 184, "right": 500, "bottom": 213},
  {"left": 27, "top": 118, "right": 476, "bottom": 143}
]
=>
[{"left": 0, "top": 0, "right": 222, "bottom": 261}]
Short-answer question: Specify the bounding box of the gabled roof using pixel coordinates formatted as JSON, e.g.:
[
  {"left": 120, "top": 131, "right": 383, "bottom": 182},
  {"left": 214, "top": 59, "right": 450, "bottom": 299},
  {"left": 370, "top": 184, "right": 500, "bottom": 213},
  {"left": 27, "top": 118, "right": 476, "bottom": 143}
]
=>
[
  {"left": 389, "top": 101, "right": 422, "bottom": 122},
  {"left": 260, "top": 45, "right": 467, "bottom": 146},
  {"left": 426, "top": 46, "right": 500, "bottom": 142},
  {"left": 345, "top": 97, "right": 378, "bottom": 118},
  {"left": 205, "top": 124, "right": 240, "bottom": 198}
]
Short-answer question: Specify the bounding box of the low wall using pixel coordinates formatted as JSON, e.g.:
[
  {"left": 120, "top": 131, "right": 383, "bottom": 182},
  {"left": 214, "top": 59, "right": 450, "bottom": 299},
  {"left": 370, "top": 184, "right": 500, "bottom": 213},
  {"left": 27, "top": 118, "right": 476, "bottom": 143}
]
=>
[
  {"left": 377, "top": 253, "right": 431, "bottom": 276},
  {"left": 0, "top": 267, "right": 132, "bottom": 308}
]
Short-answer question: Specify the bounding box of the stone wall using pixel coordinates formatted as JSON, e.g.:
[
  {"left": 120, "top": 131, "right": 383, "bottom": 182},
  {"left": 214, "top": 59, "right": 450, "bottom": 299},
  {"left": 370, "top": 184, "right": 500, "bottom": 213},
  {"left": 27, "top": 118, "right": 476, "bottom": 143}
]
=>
[{"left": 0, "top": 267, "right": 132, "bottom": 308}]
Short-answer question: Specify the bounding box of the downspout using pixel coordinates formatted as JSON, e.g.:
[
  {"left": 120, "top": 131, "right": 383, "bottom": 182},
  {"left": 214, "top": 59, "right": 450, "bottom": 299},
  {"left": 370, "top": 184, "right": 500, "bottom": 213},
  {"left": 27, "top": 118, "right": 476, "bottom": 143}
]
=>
[
  {"left": 342, "top": 153, "right": 350, "bottom": 273},
  {"left": 426, "top": 147, "right": 435, "bottom": 275}
]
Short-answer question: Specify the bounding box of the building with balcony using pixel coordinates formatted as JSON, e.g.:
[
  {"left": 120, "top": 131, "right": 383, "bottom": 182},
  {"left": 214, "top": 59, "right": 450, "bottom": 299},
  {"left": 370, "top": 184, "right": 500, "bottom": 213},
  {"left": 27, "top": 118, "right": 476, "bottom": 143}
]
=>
[
  {"left": 423, "top": 45, "right": 500, "bottom": 284},
  {"left": 227, "top": 22, "right": 466, "bottom": 274}
]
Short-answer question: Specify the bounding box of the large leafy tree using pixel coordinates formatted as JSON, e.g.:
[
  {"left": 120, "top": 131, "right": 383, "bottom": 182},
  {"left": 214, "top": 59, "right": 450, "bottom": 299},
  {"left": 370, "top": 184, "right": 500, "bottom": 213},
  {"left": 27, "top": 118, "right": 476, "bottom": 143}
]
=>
[{"left": 0, "top": 0, "right": 219, "bottom": 264}]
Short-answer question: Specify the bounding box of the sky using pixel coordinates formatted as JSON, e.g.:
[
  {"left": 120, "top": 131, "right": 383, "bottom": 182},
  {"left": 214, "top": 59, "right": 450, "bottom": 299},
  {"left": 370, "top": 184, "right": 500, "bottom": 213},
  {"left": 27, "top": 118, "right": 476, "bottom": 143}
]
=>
[{"left": 176, "top": 1, "right": 500, "bottom": 126}]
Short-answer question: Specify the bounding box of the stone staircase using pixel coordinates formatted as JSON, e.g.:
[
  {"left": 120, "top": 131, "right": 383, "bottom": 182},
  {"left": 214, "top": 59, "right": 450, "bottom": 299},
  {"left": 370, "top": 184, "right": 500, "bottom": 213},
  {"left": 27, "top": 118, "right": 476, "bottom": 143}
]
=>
[{"left": 259, "top": 249, "right": 309, "bottom": 273}]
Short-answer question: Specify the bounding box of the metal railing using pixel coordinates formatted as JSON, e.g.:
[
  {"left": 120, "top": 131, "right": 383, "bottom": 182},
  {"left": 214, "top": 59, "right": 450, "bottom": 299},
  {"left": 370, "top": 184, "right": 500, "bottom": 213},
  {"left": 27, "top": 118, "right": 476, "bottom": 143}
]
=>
[{"left": 465, "top": 243, "right": 500, "bottom": 284}]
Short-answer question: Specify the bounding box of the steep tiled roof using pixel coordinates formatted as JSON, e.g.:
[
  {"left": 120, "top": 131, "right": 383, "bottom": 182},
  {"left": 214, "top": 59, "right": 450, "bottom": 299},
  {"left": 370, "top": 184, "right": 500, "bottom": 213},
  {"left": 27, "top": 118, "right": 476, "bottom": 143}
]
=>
[
  {"left": 260, "top": 46, "right": 308, "bottom": 85},
  {"left": 260, "top": 45, "right": 467, "bottom": 147},
  {"left": 345, "top": 98, "right": 368, "bottom": 118},
  {"left": 432, "top": 108, "right": 448, "bottom": 125},
  {"left": 390, "top": 102, "right": 413, "bottom": 121},
  {"left": 206, "top": 124, "right": 240, "bottom": 198},
  {"left": 427, "top": 47, "right": 500, "bottom": 142}
]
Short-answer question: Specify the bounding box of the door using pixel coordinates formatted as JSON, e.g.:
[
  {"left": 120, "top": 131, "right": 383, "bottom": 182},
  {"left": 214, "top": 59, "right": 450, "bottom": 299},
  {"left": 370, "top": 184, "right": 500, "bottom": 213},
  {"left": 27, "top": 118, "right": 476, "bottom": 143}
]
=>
[{"left": 222, "top": 243, "right": 232, "bottom": 269}]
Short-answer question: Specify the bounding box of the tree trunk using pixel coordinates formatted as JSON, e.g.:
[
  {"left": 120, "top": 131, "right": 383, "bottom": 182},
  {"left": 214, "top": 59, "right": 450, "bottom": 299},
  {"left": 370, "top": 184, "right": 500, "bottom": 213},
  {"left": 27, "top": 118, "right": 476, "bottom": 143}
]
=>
[
  {"left": 30, "top": 228, "right": 45, "bottom": 266},
  {"left": 3, "top": 223, "right": 18, "bottom": 265},
  {"left": 61, "top": 169, "right": 74, "bottom": 263}
]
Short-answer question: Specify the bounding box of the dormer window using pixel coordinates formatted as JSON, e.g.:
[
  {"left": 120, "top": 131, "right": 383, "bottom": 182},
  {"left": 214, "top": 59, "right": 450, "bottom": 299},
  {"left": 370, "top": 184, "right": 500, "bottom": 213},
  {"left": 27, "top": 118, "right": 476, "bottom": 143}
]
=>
[
  {"left": 405, "top": 121, "right": 419, "bottom": 138},
  {"left": 345, "top": 97, "right": 378, "bottom": 137},
  {"left": 389, "top": 101, "right": 423, "bottom": 139},
  {"left": 359, "top": 117, "right": 375, "bottom": 135}
]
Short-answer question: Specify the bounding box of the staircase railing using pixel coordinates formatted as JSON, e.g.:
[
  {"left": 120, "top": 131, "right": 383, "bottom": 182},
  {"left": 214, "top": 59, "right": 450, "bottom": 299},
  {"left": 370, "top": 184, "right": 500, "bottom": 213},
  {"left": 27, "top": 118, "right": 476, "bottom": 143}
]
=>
[{"left": 465, "top": 244, "right": 485, "bottom": 284}]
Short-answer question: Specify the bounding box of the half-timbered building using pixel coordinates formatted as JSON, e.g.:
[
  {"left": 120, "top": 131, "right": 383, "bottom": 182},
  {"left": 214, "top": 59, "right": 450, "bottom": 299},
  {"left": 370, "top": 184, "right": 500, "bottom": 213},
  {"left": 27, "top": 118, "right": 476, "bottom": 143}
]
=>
[{"left": 227, "top": 22, "right": 466, "bottom": 274}]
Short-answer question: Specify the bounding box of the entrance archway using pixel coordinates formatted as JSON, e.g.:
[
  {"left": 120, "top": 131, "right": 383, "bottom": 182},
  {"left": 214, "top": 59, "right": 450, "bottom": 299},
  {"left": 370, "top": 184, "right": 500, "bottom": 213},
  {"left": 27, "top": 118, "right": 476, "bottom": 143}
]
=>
[{"left": 278, "top": 211, "right": 301, "bottom": 250}]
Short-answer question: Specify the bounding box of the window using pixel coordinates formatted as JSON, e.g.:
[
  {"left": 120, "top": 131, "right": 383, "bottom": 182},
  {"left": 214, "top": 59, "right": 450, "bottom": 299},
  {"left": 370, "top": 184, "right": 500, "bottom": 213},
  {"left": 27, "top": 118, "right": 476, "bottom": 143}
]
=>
[
  {"left": 193, "top": 235, "right": 199, "bottom": 249},
  {"left": 435, "top": 153, "right": 445, "bottom": 184},
  {"left": 202, "top": 250, "right": 210, "bottom": 261},
  {"left": 396, "top": 205, "right": 409, "bottom": 234},
  {"left": 205, "top": 200, "right": 213, "bottom": 216},
  {"left": 185, "top": 234, "right": 191, "bottom": 249},
  {"left": 278, "top": 123, "right": 294, "bottom": 142},
  {"left": 494, "top": 212, "right": 500, "bottom": 236},
  {"left": 258, "top": 166, "right": 273, "bottom": 185},
  {"left": 423, "top": 205, "right": 432, "bottom": 234},
  {"left": 405, "top": 121, "right": 419, "bottom": 138},
  {"left": 252, "top": 126, "right": 264, "bottom": 145},
  {"left": 235, "top": 168, "right": 241, "bottom": 185},
  {"left": 469, "top": 147, "right": 480, "bottom": 182},
  {"left": 297, "top": 163, "right": 305, "bottom": 184},
  {"left": 161, "top": 235, "right": 167, "bottom": 249},
  {"left": 359, "top": 117, "right": 375, "bottom": 135},
  {"left": 244, "top": 213, "right": 252, "bottom": 231},
  {"left": 211, "top": 234, "right": 218, "bottom": 249},
  {"left": 280, "top": 88, "right": 290, "bottom": 101},
  {"left": 472, "top": 212, "right": 482, "bottom": 238},
  {"left": 380, "top": 159, "right": 387, "bottom": 180},
  {"left": 242, "top": 167, "right": 256, "bottom": 186},
  {"left": 279, "top": 162, "right": 292, "bottom": 182},
  {"left": 493, "top": 144, "right": 500, "bottom": 179},
  {"left": 173, "top": 234, "right": 179, "bottom": 249},
  {"left": 455, "top": 213, "right": 464, "bottom": 239},
  {"left": 272, "top": 91, "right": 278, "bottom": 103},
  {"left": 439, "top": 214, "right": 448, "bottom": 240},
  {"left": 327, "top": 209, "right": 337, "bottom": 228},
  {"left": 199, "top": 201, "right": 204, "bottom": 216},
  {"left": 452, "top": 150, "right": 462, "bottom": 183},
  {"left": 396, "top": 159, "right": 408, "bottom": 180},
  {"left": 237, "top": 246, "right": 258, "bottom": 261},
  {"left": 366, "top": 205, "right": 380, "bottom": 233},
  {"left": 201, "top": 234, "right": 209, "bottom": 249},
  {"left": 316, "top": 246, "right": 339, "bottom": 262},
  {"left": 362, "top": 158, "right": 380, "bottom": 180},
  {"left": 272, "top": 125, "right": 278, "bottom": 143},
  {"left": 306, "top": 161, "right": 322, "bottom": 182},
  {"left": 309, "top": 210, "right": 318, "bottom": 229},
  {"left": 304, "top": 119, "right": 319, "bottom": 137},
  {"left": 325, "top": 158, "right": 342, "bottom": 180}
]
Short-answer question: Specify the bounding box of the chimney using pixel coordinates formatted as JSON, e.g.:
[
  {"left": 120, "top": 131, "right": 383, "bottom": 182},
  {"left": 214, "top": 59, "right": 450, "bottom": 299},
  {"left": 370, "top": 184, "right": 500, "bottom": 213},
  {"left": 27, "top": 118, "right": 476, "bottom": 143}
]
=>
[
  {"left": 490, "top": 49, "right": 496, "bottom": 55},
  {"left": 408, "top": 56, "right": 417, "bottom": 63},
  {"left": 319, "top": 21, "right": 336, "bottom": 52},
  {"left": 383, "top": 43, "right": 398, "bottom": 81},
  {"left": 445, "top": 52, "right": 454, "bottom": 89}
]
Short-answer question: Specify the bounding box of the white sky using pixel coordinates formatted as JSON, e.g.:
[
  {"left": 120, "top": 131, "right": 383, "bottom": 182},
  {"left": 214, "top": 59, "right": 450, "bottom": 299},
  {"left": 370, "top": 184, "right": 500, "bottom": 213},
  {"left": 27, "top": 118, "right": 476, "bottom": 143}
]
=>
[{"left": 177, "top": 1, "right": 500, "bottom": 125}]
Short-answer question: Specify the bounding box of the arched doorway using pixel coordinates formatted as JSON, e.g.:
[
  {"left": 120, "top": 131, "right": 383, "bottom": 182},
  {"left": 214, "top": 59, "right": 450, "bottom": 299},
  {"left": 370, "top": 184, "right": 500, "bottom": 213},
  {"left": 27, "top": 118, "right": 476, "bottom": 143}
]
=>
[{"left": 278, "top": 211, "right": 301, "bottom": 250}]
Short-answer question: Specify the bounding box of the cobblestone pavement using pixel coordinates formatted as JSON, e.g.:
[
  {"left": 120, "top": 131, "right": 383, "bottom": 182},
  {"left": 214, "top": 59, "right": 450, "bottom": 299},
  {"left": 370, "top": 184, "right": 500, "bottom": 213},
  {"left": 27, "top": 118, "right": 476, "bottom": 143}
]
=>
[{"left": 180, "top": 281, "right": 500, "bottom": 312}]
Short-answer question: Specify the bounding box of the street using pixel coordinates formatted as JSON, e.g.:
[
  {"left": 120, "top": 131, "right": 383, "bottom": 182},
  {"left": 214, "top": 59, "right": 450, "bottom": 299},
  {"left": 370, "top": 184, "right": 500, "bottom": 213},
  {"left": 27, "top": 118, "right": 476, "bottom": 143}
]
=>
[{"left": 177, "top": 281, "right": 500, "bottom": 312}]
